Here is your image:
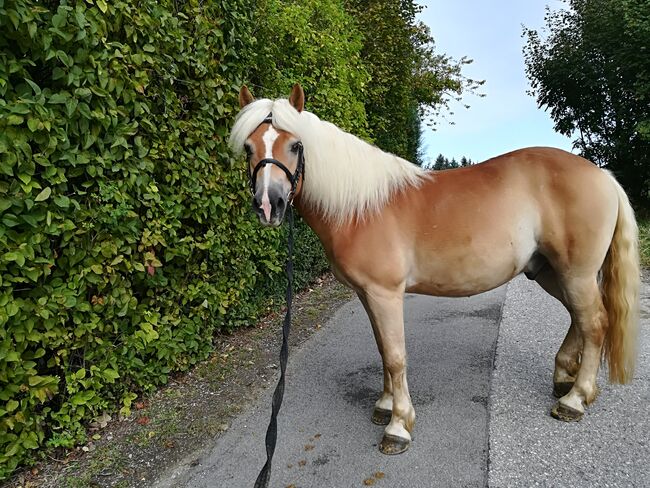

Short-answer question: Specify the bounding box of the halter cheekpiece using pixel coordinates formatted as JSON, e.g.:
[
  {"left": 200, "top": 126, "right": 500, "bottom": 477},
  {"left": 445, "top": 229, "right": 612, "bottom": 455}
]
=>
[{"left": 248, "top": 112, "right": 305, "bottom": 204}]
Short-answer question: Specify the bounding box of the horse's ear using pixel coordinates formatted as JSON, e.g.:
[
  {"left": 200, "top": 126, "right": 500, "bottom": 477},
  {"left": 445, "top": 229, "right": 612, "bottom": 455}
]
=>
[
  {"left": 239, "top": 85, "right": 255, "bottom": 108},
  {"left": 288, "top": 83, "right": 304, "bottom": 113}
]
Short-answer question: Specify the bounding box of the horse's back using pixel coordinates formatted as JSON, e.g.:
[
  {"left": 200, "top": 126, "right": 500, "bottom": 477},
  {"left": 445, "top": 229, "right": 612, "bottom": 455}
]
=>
[{"left": 397, "top": 147, "right": 618, "bottom": 295}]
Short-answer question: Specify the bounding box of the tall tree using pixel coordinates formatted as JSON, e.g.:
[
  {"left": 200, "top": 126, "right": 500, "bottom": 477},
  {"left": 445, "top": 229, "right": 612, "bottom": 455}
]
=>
[
  {"left": 345, "top": 0, "right": 482, "bottom": 164},
  {"left": 524, "top": 0, "right": 650, "bottom": 206}
]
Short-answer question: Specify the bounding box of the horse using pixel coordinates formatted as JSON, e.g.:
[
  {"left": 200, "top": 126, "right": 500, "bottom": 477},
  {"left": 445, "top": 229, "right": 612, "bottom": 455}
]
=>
[{"left": 229, "top": 83, "right": 640, "bottom": 455}]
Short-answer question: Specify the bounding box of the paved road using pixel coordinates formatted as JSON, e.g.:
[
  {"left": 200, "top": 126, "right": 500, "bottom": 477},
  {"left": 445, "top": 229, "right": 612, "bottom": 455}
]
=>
[
  {"left": 155, "top": 276, "right": 649, "bottom": 488},
  {"left": 489, "top": 276, "right": 650, "bottom": 487}
]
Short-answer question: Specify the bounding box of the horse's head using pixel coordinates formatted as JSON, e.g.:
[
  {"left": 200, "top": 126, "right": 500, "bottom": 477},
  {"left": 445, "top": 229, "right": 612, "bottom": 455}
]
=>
[{"left": 235, "top": 84, "right": 305, "bottom": 227}]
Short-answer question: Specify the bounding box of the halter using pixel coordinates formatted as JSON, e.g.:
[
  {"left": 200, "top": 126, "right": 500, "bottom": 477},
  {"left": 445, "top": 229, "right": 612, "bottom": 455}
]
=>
[{"left": 248, "top": 113, "right": 305, "bottom": 203}]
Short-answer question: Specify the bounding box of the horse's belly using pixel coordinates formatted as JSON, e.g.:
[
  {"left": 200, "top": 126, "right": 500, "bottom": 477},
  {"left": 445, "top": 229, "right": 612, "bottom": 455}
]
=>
[
  {"left": 405, "top": 273, "right": 513, "bottom": 297},
  {"left": 405, "top": 242, "right": 533, "bottom": 297}
]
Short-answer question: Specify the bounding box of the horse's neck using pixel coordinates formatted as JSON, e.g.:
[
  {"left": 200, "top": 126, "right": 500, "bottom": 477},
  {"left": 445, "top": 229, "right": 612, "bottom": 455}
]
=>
[{"left": 293, "top": 196, "right": 340, "bottom": 253}]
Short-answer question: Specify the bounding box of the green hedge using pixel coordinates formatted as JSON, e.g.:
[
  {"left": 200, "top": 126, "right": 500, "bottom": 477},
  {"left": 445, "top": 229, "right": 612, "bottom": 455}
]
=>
[{"left": 0, "top": 0, "right": 332, "bottom": 477}]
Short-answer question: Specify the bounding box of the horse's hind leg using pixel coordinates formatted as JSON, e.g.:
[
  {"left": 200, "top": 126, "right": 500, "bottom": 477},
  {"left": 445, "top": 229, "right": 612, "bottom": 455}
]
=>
[
  {"left": 551, "top": 275, "right": 607, "bottom": 421},
  {"left": 533, "top": 266, "right": 583, "bottom": 397},
  {"left": 357, "top": 293, "right": 394, "bottom": 426},
  {"left": 358, "top": 287, "right": 415, "bottom": 454}
]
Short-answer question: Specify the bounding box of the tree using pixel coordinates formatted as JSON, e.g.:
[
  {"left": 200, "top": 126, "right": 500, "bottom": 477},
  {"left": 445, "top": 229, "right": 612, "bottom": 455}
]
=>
[
  {"left": 523, "top": 0, "right": 650, "bottom": 206},
  {"left": 247, "top": 0, "right": 371, "bottom": 137},
  {"left": 432, "top": 154, "right": 448, "bottom": 170},
  {"left": 344, "top": 0, "right": 483, "bottom": 164},
  {"left": 430, "top": 154, "right": 472, "bottom": 170}
]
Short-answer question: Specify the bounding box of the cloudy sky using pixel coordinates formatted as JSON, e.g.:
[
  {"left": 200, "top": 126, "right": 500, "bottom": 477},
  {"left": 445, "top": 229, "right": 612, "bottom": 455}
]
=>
[{"left": 418, "top": 0, "right": 575, "bottom": 165}]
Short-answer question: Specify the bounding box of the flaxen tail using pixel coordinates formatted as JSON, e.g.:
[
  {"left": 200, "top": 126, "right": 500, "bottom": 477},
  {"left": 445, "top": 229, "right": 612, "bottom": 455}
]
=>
[{"left": 601, "top": 171, "right": 640, "bottom": 383}]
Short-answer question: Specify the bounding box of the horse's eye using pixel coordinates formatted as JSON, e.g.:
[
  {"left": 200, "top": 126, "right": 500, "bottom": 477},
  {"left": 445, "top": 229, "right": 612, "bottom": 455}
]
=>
[{"left": 290, "top": 142, "right": 302, "bottom": 154}]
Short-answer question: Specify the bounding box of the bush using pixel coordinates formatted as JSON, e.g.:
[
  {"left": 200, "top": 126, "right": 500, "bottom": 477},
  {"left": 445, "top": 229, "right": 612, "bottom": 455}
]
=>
[{"left": 0, "top": 0, "right": 327, "bottom": 477}]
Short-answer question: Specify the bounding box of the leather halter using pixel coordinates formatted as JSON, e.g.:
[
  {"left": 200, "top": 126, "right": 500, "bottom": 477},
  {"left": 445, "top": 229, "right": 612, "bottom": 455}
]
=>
[{"left": 248, "top": 114, "right": 305, "bottom": 204}]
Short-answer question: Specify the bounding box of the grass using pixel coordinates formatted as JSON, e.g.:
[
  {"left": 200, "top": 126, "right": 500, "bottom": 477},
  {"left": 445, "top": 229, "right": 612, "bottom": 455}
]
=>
[{"left": 639, "top": 217, "right": 650, "bottom": 268}]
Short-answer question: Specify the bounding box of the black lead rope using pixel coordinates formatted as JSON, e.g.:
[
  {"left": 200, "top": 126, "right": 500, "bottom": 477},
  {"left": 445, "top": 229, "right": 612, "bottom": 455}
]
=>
[{"left": 254, "top": 205, "right": 294, "bottom": 488}]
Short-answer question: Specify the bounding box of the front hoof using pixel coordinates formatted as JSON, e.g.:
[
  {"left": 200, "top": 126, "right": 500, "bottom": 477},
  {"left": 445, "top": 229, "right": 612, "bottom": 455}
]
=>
[
  {"left": 553, "top": 381, "right": 574, "bottom": 398},
  {"left": 550, "top": 402, "right": 584, "bottom": 422},
  {"left": 372, "top": 407, "right": 392, "bottom": 426},
  {"left": 379, "top": 434, "right": 410, "bottom": 455}
]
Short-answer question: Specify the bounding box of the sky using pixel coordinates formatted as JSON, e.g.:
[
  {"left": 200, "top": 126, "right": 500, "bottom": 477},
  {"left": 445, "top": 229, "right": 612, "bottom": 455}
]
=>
[{"left": 418, "top": 0, "right": 574, "bottom": 165}]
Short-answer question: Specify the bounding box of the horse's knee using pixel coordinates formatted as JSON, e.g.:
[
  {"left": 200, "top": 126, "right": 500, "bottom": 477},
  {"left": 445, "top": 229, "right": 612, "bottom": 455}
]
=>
[{"left": 383, "top": 351, "right": 406, "bottom": 374}]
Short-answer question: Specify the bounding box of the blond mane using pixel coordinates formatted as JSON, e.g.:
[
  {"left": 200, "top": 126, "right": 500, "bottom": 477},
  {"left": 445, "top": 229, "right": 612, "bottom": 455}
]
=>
[{"left": 229, "top": 98, "right": 426, "bottom": 225}]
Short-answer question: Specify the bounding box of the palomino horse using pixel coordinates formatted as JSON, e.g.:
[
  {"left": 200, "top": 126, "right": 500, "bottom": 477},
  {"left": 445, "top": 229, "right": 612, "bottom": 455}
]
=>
[{"left": 229, "top": 84, "right": 639, "bottom": 455}]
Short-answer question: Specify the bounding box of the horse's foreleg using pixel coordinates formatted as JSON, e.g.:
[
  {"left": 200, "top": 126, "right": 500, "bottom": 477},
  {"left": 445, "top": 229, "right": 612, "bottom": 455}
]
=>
[
  {"left": 551, "top": 276, "right": 606, "bottom": 421},
  {"left": 357, "top": 293, "right": 394, "bottom": 426},
  {"left": 360, "top": 288, "right": 414, "bottom": 455}
]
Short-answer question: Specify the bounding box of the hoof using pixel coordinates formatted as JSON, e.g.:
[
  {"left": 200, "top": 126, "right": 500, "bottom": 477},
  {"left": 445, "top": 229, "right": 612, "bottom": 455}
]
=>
[
  {"left": 379, "top": 433, "right": 410, "bottom": 455},
  {"left": 550, "top": 402, "right": 583, "bottom": 422},
  {"left": 553, "top": 381, "right": 574, "bottom": 398},
  {"left": 371, "top": 407, "right": 392, "bottom": 426}
]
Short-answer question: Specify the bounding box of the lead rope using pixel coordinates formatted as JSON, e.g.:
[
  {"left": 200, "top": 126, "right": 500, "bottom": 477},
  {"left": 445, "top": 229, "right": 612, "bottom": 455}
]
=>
[{"left": 254, "top": 205, "right": 294, "bottom": 488}]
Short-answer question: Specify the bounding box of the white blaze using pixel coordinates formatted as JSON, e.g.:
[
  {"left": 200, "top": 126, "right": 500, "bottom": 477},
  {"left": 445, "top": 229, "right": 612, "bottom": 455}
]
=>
[{"left": 260, "top": 125, "right": 279, "bottom": 221}]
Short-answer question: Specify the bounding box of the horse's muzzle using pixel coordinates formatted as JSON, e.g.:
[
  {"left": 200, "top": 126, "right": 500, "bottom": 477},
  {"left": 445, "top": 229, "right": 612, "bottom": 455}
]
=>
[{"left": 252, "top": 185, "right": 287, "bottom": 227}]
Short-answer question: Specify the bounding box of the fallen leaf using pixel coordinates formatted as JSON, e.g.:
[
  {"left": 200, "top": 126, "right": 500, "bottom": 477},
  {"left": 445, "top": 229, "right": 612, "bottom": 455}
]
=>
[{"left": 137, "top": 416, "right": 150, "bottom": 425}]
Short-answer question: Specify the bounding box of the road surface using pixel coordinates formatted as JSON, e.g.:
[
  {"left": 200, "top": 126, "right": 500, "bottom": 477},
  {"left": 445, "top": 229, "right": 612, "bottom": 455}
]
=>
[{"left": 155, "top": 276, "right": 650, "bottom": 487}]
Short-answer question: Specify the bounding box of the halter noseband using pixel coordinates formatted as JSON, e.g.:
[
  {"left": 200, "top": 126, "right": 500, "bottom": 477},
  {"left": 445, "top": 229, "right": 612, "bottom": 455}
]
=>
[{"left": 248, "top": 113, "right": 305, "bottom": 204}]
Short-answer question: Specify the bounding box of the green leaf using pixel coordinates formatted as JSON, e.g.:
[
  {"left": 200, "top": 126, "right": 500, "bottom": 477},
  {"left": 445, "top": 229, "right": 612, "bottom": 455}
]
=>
[
  {"left": 53, "top": 195, "right": 70, "bottom": 208},
  {"left": 96, "top": 0, "right": 108, "bottom": 13},
  {"left": 2, "top": 214, "right": 21, "bottom": 227},
  {"left": 17, "top": 173, "right": 31, "bottom": 184},
  {"left": 49, "top": 93, "right": 68, "bottom": 104},
  {"left": 103, "top": 369, "right": 119, "bottom": 381},
  {"left": 35, "top": 187, "right": 52, "bottom": 202},
  {"left": 25, "top": 79, "right": 41, "bottom": 95},
  {"left": 0, "top": 198, "right": 12, "bottom": 212},
  {"left": 27, "top": 118, "right": 41, "bottom": 132},
  {"left": 4, "top": 252, "right": 25, "bottom": 267},
  {"left": 22, "top": 432, "right": 40, "bottom": 450},
  {"left": 7, "top": 115, "right": 24, "bottom": 125}
]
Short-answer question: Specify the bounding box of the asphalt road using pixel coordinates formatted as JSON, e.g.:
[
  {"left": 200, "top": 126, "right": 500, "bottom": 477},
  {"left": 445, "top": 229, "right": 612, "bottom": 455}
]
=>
[{"left": 155, "top": 276, "right": 649, "bottom": 488}]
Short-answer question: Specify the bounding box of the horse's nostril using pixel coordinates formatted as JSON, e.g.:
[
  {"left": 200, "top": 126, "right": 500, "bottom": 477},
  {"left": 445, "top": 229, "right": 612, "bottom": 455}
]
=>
[
  {"left": 276, "top": 195, "right": 286, "bottom": 212},
  {"left": 253, "top": 194, "right": 262, "bottom": 209}
]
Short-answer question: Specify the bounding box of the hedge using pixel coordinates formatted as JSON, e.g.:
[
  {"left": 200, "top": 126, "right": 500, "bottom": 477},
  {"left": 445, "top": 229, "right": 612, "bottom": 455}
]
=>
[{"left": 0, "top": 0, "right": 336, "bottom": 477}]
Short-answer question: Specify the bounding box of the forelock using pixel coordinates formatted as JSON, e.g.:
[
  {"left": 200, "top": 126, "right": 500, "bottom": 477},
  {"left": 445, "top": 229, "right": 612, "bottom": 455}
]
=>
[{"left": 229, "top": 98, "right": 306, "bottom": 155}]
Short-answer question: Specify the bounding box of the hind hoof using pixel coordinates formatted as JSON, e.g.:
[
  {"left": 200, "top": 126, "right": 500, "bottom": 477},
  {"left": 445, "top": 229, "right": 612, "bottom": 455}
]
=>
[
  {"left": 550, "top": 402, "right": 583, "bottom": 422},
  {"left": 379, "top": 433, "right": 410, "bottom": 455},
  {"left": 371, "top": 407, "right": 392, "bottom": 425},
  {"left": 553, "top": 381, "right": 574, "bottom": 398}
]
